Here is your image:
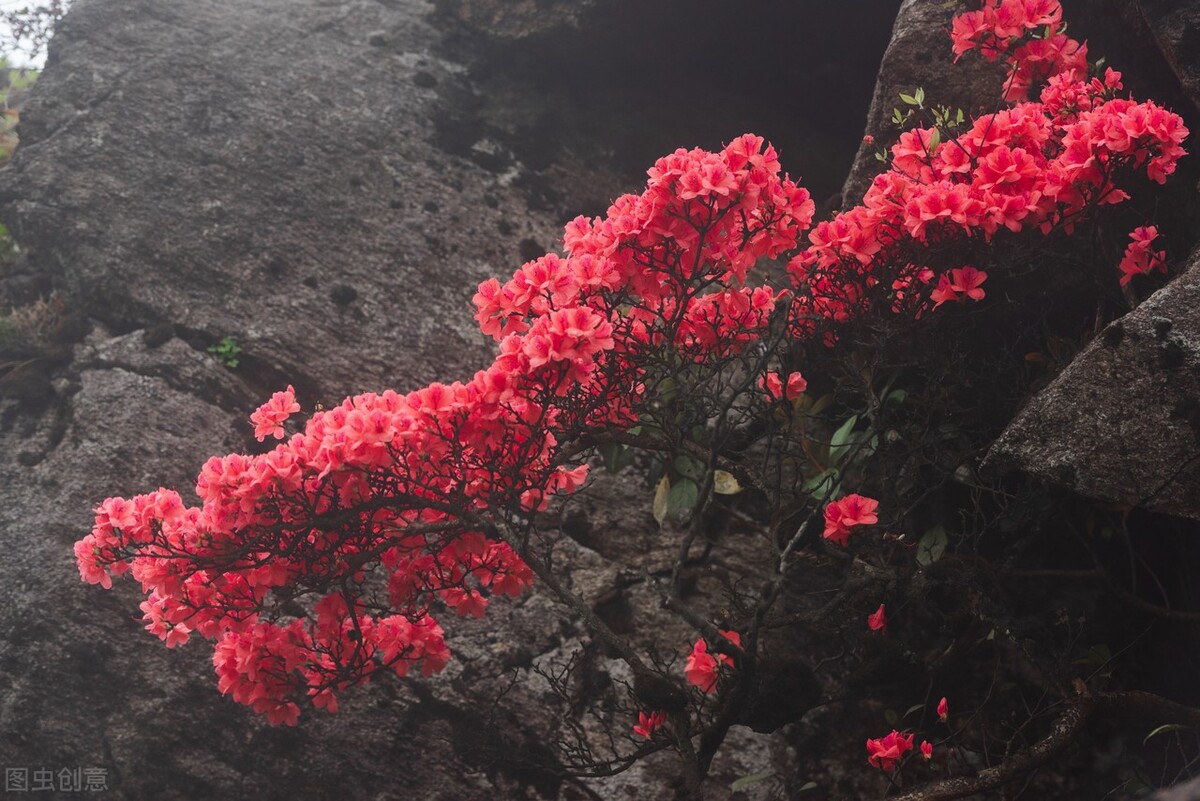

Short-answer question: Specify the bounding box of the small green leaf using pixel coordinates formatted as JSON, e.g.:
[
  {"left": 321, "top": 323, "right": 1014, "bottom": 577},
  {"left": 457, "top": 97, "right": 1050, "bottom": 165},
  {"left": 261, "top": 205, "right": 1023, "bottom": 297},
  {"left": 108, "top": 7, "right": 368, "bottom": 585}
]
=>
[
  {"left": 1144, "top": 724, "right": 1190, "bottom": 745},
  {"left": 884, "top": 709, "right": 899, "bottom": 726},
  {"left": 916, "top": 525, "right": 948, "bottom": 566},
  {"left": 1073, "top": 643, "right": 1113, "bottom": 669},
  {"left": 914, "top": 86, "right": 925, "bottom": 105},
  {"left": 798, "top": 782, "right": 818, "bottom": 793},
  {"left": 730, "top": 770, "right": 775, "bottom": 792},
  {"left": 673, "top": 455, "right": 703, "bottom": 481},
  {"left": 667, "top": 478, "right": 699, "bottom": 520},
  {"left": 928, "top": 127, "right": 941, "bottom": 152},
  {"left": 600, "top": 443, "right": 635, "bottom": 474},
  {"left": 712, "top": 470, "right": 743, "bottom": 495},
  {"left": 802, "top": 468, "right": 841, "bottom": 499},
  {"left": 904, "top": 703, "right": 925, "bottom": 719},
  {"left": 807, "top": 393, "right": 835, "bottom": 417},
  {"left": 899, "top": 92, "right": 918, "bottom": 106},
  {"left": 892, "top": 108, "right": 904, "bottom": 124},
  {"left": 828, "top": 415, "right": 859, "bottom": 464},
  {"left": 652, "top": 476, "right": 670, "bottom": 525}
]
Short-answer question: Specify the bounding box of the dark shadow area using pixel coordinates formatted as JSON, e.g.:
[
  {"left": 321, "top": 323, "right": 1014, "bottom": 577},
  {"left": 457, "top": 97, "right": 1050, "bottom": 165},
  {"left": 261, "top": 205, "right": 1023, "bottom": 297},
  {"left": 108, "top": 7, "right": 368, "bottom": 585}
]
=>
[{"left": 436, "top": 0, "right": 901, "bottom": 221}]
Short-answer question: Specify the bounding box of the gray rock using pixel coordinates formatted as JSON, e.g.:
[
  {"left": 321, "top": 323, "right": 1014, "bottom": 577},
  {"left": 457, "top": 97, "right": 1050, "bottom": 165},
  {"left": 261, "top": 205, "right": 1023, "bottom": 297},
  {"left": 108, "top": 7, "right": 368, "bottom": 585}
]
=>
[
  {"left": 1151, "top": 773, "right": 1200, "bottom": 801},
  {"left": 1137, "top": 0, "right": 1200, "bottom": 114},
  {"left": 432, "top": 0, "right": 613, "bottom": 41},
  {"left": 840, "top": 0, "right": 1005, "bottom": 206},
  {"left": 0, "top": 0, "right": 809, "bottom": 797},
  {"left": 984, "top": 247, "right": 1200, "bottom": 520}
]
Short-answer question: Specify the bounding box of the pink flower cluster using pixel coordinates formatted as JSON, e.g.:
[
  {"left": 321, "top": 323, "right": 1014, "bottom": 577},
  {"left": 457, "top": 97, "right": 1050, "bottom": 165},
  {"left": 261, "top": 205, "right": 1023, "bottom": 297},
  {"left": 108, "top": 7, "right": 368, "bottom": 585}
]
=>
[
  {"left": 823, "top": 494, "right": 880, "bottom": 547},
  {"left": 633, "top": 709, "right": 667, "bottom": 739},
  {"left": 866, "top": 729, "right": 914, "bottom": 772},
  {"left": 250, "top": 385, "right": 300, "bottom": 442},
  {"left": 684, "top": 629, "right": 741, "bottom": 693},
  {"left": 476, "top": 134, "right": 814, "bottom": 364},
  {"left": 760, "top": 370, "right": 807, "bottom": 402},
  {"left": 77, "top": 135, "right": 814, "bottom": 724},
  {"left": 1117, "top": 225, "right": 1167, "bottom": 285},
  {"left": 77, "top": 0, "right": 1189, "bottom": 737},
  {"left": 951, "top": 0, "right": 1084, "bottom": 102},
  {"left": 787, "top": 10, "right": 1186, "bottom": 339}
]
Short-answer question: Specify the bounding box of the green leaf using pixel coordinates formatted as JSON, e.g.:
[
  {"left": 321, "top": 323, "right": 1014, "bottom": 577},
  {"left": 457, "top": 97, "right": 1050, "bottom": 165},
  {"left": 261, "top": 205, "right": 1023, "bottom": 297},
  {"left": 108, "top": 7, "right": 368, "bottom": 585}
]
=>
[
  {"left": 1144, "top": 724, "right": 1190, "bottom": 745},
  {"left": 652, "top": 476, "right": 670, "bottom": 525},
  {"left": 884, "top": 388, "right": 907, "bottom": 406},
  {"left": 802, "top": 468, "right": 841, "bottom": 500},
  {"left": 884, "top": 709, "right": 899, "bottom": 726},
  {"left": 892, "top": 108, "right": 904, "bottom": 124},
  {"left": 807, "top": 393, "right": 835, "bottom": 417},
  {"left": 667, "top": 478, "right": 699, "bottom": 520},
  {"left": 712, "top": 470, "right": 742, "bottom": 495},
  {"left": 673, "top": 455, "right": 703, "bottom": 481},
  {"left": 904, "top": 703, "right": 925, "bottom": 719},
  {"left": 828, "top": 414, "right": 859, "bottom": 465},
  {"left": 914, "top": 87, "right": 925, "bottom": 105},
  {"left": 916, "top": 525, "right": 948, "bottom": 566},
  {"left": 600, "top": 443, "right": 634, "bottom": 474},
  {"left": 899, "top": 92, "right": 918, "bottom": 106},
  {"left": 730, "top": 770, "right": 775, "bottom": 792},
  {"left": 1073, "top": 643, "right": 1112, "bottom": 669},
  {"left": 798, "top": 782, "right": 818, "bottom": 793},
  {"left": 928, "top": 127, "right": 941, "bottom": 152}
]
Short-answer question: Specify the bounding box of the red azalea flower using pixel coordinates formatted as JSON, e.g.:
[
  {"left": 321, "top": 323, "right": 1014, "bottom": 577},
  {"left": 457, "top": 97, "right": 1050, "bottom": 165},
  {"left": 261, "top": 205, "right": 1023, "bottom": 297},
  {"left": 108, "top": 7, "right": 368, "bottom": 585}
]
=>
[
  {"left": 866, "top": 729, "right": 914, "bottom": 772},
  {"left": 867, "top": 603, "right": 888, "bottom": 634}
]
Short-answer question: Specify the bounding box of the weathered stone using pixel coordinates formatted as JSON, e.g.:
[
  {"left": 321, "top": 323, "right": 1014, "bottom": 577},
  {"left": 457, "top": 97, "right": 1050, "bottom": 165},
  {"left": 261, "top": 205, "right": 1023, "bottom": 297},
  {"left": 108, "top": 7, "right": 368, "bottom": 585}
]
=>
[
  {"left": 432, "top": 0, "right": 613, "bottom": 41},
  {"left": 0, "top": 0, "right": 851, "bottom": 797},
  {"left": 984, "top": 248, "right": 1200, "bottom": 520},
  {"left": 1151, "top": 773, "right": 1200, "bottom": 801},
  {"left": 840, "top": 0, "right": 1005, "bottom": 205},
  {"left": 1137, "top": 0, "right": 1200, "bottom": 113}
]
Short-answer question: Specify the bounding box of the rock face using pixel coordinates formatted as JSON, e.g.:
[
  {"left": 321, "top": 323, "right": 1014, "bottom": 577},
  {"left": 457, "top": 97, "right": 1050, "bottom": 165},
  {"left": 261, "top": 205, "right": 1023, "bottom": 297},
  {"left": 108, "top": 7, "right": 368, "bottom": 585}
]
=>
[
  {"left": 840, "top": 0, "right": 1006, "bottom": 205},
  {"left": 840, "top": 0, "right": 1200, "bottom": 207},
  {"left": 0, "top": 0, "right": 905, "bottom": 799},
  {"left": 0, "top": 0, "right": 576, "bottom": 798},
  {"left": 985, "top": 248, "right": 1200, "bottom": 520},
  {"left": 1137, "top": 0, "right": 1200, "bottom": 114}
]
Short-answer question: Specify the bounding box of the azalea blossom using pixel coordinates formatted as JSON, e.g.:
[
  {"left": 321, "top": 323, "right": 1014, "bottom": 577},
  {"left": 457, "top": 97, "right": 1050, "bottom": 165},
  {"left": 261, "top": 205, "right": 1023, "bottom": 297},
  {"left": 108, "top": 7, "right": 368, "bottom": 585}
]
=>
[
  {"left": 759, "top": 370, "right": 808, "bottom": 401},
  {"left": 633, "top": 709, "right": 667, "bottom": 739},
  {"left": 938, "top": 696, "right": 949, "bottom": 722},
  {"left": 250, "top": 385, "right": 301, "bottom": 442},
  {"left": 823, "top": 494, "right": 880, "bottom": 546},
  {"left": 684, "top": 630, "right": 741, "bottom": 693},
  {"left": 1117, "top": 225, "right": 1167, "bottom": 285},
  {"left": 867, "top": 604, "right": 888, "bottom": 634},
  {"left": 867, "top": 729, "right": 915, "bottom": 772},
  {"left": 921, "top": 740, "right": 934, "bottom": 760},
  {"left": 949, "top": 266, "right": 988, "bottom": 300}
]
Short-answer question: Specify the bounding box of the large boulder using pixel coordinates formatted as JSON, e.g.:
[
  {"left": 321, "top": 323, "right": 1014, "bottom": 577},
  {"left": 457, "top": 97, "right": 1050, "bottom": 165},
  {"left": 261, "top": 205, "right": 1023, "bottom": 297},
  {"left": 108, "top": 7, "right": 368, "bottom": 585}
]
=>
[
  {"left": 0, "top": 0, "right": 909, "bottom": 798},
  {"left": 1137, "top": 0, "right": 1200, "bottom": 114},
  {"left": 985, "top": 247, "right": 1200, "bottom": 520},
  {"left": 840, "top": 0, "right": 1006, "bottom": 206}
]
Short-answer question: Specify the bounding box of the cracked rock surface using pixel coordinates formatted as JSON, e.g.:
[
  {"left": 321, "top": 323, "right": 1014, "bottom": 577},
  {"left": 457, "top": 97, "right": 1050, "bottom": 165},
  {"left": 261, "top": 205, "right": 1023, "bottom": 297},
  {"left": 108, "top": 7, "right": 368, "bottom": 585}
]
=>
[
  {"left": 0, "top": 0, "right": 903, "bottom": 797},
  {"left": 985, "top": 247, "right": 1200, "bottom": 521}
]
